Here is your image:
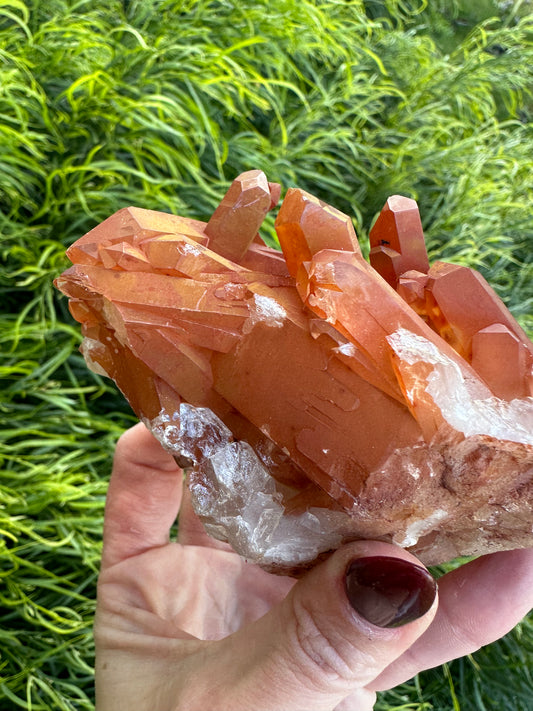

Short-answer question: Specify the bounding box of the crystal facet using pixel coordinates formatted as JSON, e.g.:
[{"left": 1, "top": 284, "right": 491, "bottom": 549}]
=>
[{"left": 55, "top": 171, "right": 533, "bottom": 574}]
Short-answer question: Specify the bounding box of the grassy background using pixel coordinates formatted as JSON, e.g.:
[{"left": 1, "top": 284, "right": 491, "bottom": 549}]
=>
[{"left": 1, "top": 0, "right": 532, "bottom": 708}]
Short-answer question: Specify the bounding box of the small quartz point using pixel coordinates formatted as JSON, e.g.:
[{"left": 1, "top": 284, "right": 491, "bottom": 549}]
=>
[
  {"left": 55, "top": 172, "right": 533, "bottom": 574},
  {"left": 369, "top": 195, "right": 430, "bottom": 288},
  {"left": 205, "top": 170, "right": 280, "bottom": 262}
]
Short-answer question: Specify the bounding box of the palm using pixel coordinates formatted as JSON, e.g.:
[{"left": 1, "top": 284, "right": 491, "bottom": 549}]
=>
[
  {"left": 94, "top": 424, "right": 298, "bottom": 711},
  {"left": 97, "top": 541, "right": 295, "bottom": 642},
  {"left": 95, "top": 533, "right": 296, "bottom": 710}
]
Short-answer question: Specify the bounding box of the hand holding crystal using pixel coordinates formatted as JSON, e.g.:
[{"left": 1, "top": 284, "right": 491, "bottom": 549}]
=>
[{"left": 94, "top": 424, "right": 533, "bottom": 711}]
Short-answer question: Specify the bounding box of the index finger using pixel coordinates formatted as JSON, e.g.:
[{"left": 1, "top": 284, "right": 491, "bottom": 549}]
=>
[
  {"left": 101, "top": 422, "right": 183, "bottom": 570},
  {"left": 370, "top": 547, "right": 533, "bottom": 690}
]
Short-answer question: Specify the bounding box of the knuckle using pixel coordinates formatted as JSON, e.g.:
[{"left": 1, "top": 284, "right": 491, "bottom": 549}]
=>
[
  {"left": 287, "top": 596, "right": 379, "bottom": 693},
  {"left": 439, "top": 595, "right": 484, "bottom": 655}
]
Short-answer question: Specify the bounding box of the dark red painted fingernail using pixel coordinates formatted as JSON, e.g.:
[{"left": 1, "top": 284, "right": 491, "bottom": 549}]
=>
[{"left": 345, "top": 556, "right": 437, "bottom": 629}]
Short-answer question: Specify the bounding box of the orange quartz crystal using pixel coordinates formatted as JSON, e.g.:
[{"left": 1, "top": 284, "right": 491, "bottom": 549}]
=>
[{"left": 55, "top": 171, "right": 533, "bottom": 574}]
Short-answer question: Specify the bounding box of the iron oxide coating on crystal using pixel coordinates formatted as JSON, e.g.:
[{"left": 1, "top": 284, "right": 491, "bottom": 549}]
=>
[{"left": 55, "top": 171, "right": 533, "bottom": 574}]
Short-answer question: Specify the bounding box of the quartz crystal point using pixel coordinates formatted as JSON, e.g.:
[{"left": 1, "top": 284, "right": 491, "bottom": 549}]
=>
[{"left": 55, "top": 172, "right": 533, "bottom": 574}]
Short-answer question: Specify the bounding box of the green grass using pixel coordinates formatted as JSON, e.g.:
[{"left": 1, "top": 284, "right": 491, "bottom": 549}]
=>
[{"left": 1, "top": 0, "right": 532, "bottom": 708}]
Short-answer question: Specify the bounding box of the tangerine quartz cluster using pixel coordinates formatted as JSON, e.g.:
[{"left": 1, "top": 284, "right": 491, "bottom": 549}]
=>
[{"left": 55, "top": 170, "right": 533, "bottom": 574}]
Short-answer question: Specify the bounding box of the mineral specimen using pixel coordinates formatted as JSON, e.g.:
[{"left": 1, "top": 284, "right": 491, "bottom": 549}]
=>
[{"left": 55, "top": 170, "right": 533, "bottom": 574}]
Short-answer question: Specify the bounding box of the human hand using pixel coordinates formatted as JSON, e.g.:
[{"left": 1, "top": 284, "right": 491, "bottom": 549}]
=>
[{"left": 94, "top": 423, "right": 533, "bottom": 711}]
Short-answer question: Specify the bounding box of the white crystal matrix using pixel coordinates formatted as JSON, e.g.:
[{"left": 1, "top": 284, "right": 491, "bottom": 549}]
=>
[
  {"left": 387, "top": 328, "right": 533, "bottom": 446},
  {"left": 146, "top": 404, "right": 353, "bottom": 567}
]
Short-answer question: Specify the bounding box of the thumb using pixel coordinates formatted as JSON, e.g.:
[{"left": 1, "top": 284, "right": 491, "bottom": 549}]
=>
[{"left": 214, "top": 541, "right": 438, "bottom": 711}]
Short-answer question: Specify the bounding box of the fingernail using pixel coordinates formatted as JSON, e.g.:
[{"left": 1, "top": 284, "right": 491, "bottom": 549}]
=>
[{"left": 345, "top": 556, "right": 437, "bottom": 629}]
